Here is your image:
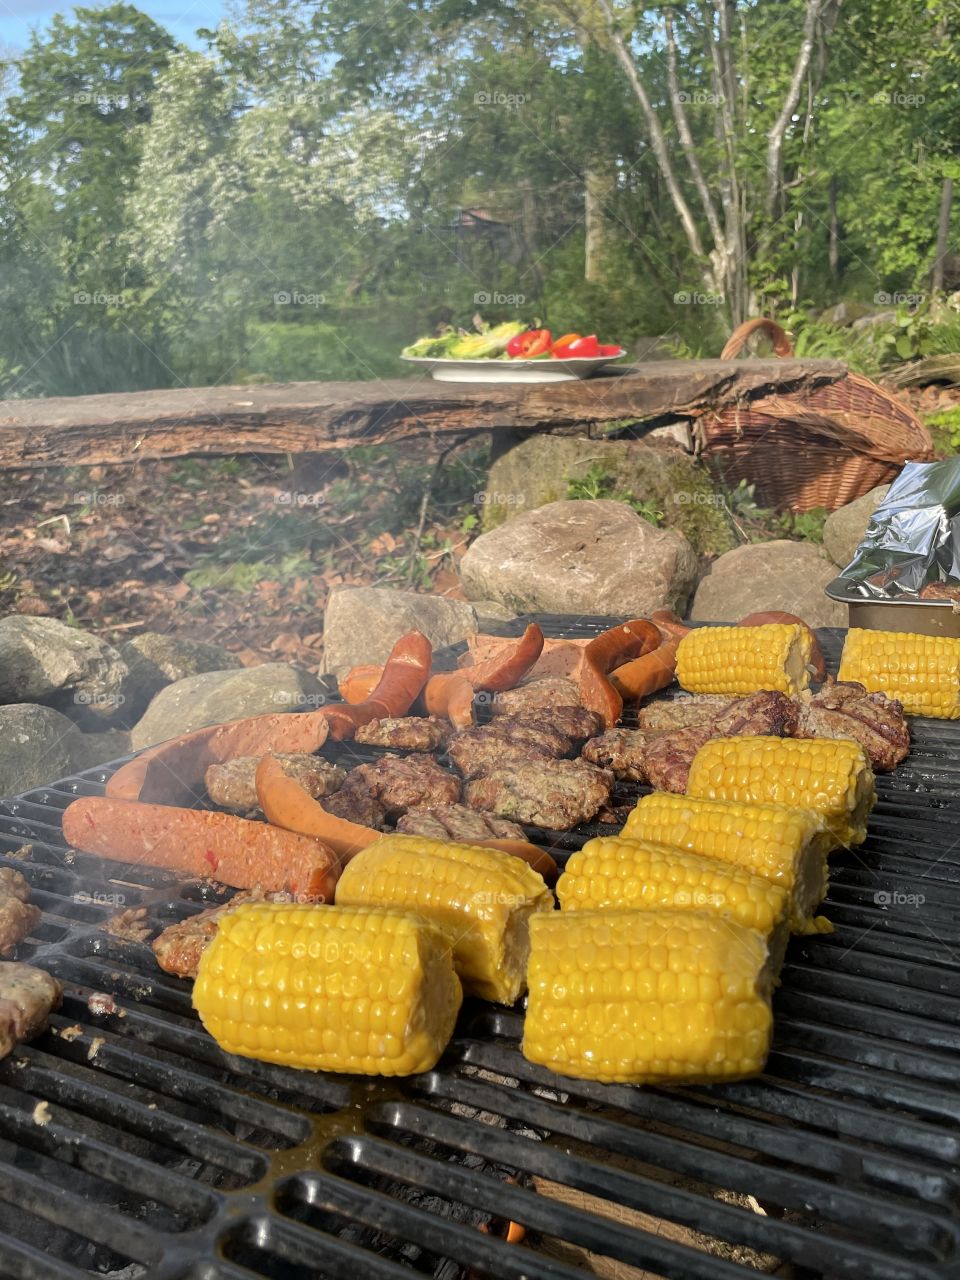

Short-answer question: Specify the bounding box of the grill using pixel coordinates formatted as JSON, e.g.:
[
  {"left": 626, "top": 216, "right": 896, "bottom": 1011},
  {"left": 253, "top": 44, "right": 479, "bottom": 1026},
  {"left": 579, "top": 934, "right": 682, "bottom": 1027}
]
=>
[{"left": 1, "top": 614, "right": 959, "bottom": 1280}]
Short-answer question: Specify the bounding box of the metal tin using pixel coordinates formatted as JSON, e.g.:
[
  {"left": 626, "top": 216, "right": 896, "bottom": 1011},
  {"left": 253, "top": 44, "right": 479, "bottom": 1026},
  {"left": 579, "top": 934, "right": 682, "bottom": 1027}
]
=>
[{"left": 825, "top": 576, "right": 960, "bottom": 636}]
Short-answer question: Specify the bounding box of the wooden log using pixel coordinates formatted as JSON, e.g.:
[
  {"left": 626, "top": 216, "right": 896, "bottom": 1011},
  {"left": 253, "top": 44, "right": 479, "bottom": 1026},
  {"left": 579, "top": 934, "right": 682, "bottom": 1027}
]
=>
[{"left": 0, "top": 359, "right": 846, "bottom": 470}]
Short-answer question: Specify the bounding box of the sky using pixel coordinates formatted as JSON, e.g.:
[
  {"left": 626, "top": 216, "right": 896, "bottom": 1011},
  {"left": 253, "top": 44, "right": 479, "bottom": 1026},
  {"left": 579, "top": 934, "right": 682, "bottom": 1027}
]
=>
[{"left": 0, "top": 0, "right": 227, "bottom": 51}]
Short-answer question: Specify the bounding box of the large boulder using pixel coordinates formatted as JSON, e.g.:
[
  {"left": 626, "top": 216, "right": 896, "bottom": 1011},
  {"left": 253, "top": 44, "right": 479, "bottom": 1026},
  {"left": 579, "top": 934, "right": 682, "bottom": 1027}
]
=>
[
  {"left": 460, "top": 499, "right": 698, "bottom": 617},
  {"left": 482, "top": 435, "right": 735, "bottom": 553},
  {"left": 131, "top": 664, "right": 326, "bottom": 750},
  {"left": 822, "top": 484, "right": 890, "bottom": 569},
  {"left": 78, "top": 728, "right": 133, "bottom": 769},
  {"left": 0, "top": 616, "right": 127, "bottom": 722},
  {"left": 321, "top": 587, "right": 514, "bottom": 678},
  {"left": 120, "top": 632, "right": 241, "bottom": 719},
  {"left": 690, "top": 540, "right": 847, "bottom": 627},
  {"left": 0, "top": 704, "right": 96, "bottom": 797}
]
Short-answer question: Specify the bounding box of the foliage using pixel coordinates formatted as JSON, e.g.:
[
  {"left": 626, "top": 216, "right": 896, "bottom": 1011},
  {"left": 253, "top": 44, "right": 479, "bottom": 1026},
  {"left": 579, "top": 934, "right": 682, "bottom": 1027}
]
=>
[{"left": 566, "top": 463, "right": 664, "bottom": 524}]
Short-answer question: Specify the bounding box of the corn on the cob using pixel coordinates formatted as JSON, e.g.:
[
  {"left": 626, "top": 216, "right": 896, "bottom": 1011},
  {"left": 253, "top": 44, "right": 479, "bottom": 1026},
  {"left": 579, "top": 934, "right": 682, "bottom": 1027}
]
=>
[
  {"left": 522, "top": 910, "right": 774, "bottom": 1084},
  {"left": 334, "top": 835, "right": 553, "bottom": 1004},
  {"left": 685, "top": 735, "right": 874, "bottom": 848},
  {"left": 622, "top": 791, "right": 832, "bottom": 930},
  {"left": 193, "top": 902, "right": 461, "bottom": 1075},
  {"left": 676, "top": 624, "right": 812, "bottom": 696},
  {"left": 838, "top": 628, "right": 960, "bottom": 719}
]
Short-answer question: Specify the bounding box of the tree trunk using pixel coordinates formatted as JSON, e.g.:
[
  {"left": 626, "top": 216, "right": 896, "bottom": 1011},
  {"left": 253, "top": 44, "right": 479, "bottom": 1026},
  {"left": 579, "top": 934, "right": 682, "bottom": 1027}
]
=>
[
  {"left": 932, "top": 177, "right": 953, "bottom": 294},
  {"left": 829, "top": 175, "right": 840, "bottom": 280},
  {"left": 584, "top": 166, "right": 616, "bottom": 282}
]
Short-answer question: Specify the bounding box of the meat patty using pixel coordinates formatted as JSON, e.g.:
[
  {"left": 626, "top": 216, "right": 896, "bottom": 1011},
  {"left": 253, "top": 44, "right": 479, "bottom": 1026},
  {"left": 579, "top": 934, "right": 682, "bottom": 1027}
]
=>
[
  {"left": 0, "top": 868, "right": 40, "bottom": 956},
  {"left": 395, "top": 804, "right": 526, "bottom": 842},
  {"left": 582, "top": 728, "right": 650, "bottom": 781},
  {"left": 919, "top": 582, "right": 960, "bottom": 601},
  {"left": 447, "top": 719, "right": 570, "bottom": 778},
  {"left": 637, "top": 695, "right": 736, "bottom": 732},
  {"left": 354, "top": 716, "right": 451, "bottom": 751},
  {"left": 0, "top": 963, "right": 62, "bottom": 1058},
  {"left": 205, "top": 752, "right": 345, "bottom": 814},
  {"left": 153, "top": 889, "right": 278, "bottom": 978},
  {"left": 491, "top": 678, "right": 582, "bottom": 715},
  {"left": 796, "top": 679, "right": 909, "bottom": 772},
  {"left": 643, "top": 722, "right": 719, "bottom": 793},
  {"left": 324, "top": 784, "right": 388, "bottom": 829},
  {"left": 337, "top": 753, "right": 460, "bottom": 819},
  {"left": 519, "top": 706, "right": 603, "bottom": 743},
  {"left": 465, "top": 759, "right": 614, "bottom": 830}
]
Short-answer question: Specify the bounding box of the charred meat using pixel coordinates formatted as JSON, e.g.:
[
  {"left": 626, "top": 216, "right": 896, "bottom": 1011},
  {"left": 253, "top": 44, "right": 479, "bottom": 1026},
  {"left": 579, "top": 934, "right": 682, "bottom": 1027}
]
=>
[
  {"left": 447, "top": 719, "right": 570, "bottom": 778},
  {"left": 0, "top": 963, "right": 62, "bottom": 1058},
  {"left": 0, "top": 868, "right": 40, "bottom": 956},
  {"left": 354, "top": 716, "right": 451, "bottom": 751},
  {"left": 637, "top": 695, "right": 736, "bottom": 732},
  {"left": 335, "top": 753, "right": 460, "bottom": 820},
  {"left": 582, "top": 728, "right": 650, "bottom": 781},
  {"left": 153, "top": 889, "right": 280, "bottom": 978},
  {"left": 796, "top": 679, "right": 909, "bottom": 772},
  {"left": 520, "top": 706, "right": 603, "bottom": 743},
  {"left": 465, "top": 759, "right": 614, "bottom": 830},
  {"left": 395, "top": 804, "right": 526, "bottom": 842},
  {"left": 491, "top": 678, "right": 582, "bottom": 715},
  {"left": 205, "top": 752, "right": 345, "bottom": 814}
]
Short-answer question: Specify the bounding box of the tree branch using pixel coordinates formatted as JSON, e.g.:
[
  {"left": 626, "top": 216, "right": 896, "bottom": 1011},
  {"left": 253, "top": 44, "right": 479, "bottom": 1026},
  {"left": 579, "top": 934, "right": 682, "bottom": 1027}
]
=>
[
  {"left": 664, "top": 7, "right": 724, "bottom": 249},
  {"left": 765, "top": 0, "right": 828, "bottom": 217}
]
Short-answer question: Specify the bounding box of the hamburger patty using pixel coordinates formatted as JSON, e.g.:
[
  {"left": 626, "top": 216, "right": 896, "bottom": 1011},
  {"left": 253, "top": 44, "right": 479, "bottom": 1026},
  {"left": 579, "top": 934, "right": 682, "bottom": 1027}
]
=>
[
  {"left": 354, "top": 716, "right": 451, "bottom": 751},
  {"left": 465, "top": 759, "right": 614, "bottom": 830},
  {"left": 395, "top": 804, "right": 526, "bottom": 842},
  {"left": 0, "top": 963, "right": 62, "bottom": 1058},
  {"left": 205, "top": 752, "right": 345, "bottom": 814}
]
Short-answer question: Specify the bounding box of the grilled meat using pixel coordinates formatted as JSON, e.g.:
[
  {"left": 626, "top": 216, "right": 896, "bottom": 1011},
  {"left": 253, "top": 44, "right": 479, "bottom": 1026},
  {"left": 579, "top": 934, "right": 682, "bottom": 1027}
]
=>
[
  {"left": 582, "top": 728, "right": 650, "bottom": 781},
  {"left": 521, "top": 706, "right": 603, "bottom": 743},
  {"left": 0, "top": 868, "right": 39, "bottom": 956},
  {"left": 324, "top": 784, "right": 388, "bottom": 829},
  {"left": 395, "top": 804, "right": 526, "bottom": 842},
  {"left": 0, "top": 963, "right": 62, "bottom": 1058},
  {"left": 336, "top": 753, "right": 460, "bottom": 820},
  {"left": 491, "top": 678, "right": 582, "bottom": 715},
  {"left": 643, "top": 722, "right": 719, "bottom": 793},
  {"left": 637, "top": 695, "right": 736, "bottom": 732},
  {"left": 465, "top": 759, "right": 614, "bottom": 830},
  {"left": 153, "top": 889, "right": 279, "bottom": 978},
  {"left": 354, "top": 716, "right": 451, "bottom": 751},
  {"left": 205, "top": 752, "right": 345, "bottom": 814},
  {"left": 918, "top": 582, "right": 960, "bottom": 602},
  {"left": 447, "top": 719, "right": 570, "bottom": 778},
  {"left": 796, "top": 679, "right": 909, "bottom": 772}
]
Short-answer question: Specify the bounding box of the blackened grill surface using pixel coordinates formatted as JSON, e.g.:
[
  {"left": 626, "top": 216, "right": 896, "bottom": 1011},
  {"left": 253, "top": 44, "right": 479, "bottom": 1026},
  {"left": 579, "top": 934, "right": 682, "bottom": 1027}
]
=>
[{"left": 0, "top": 616, "right": 957, "bottom": 1279}]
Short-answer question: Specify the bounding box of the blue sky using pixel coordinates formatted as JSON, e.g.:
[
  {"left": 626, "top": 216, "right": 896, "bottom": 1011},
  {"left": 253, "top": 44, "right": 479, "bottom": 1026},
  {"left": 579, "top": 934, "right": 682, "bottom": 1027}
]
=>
[{"left": 0, "top": 0, "right": 227, "bottom": 51}]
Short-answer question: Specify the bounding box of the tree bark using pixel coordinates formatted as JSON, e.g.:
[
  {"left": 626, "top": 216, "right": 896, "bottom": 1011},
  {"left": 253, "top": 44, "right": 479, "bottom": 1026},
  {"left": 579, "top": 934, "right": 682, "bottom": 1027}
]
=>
[
  {"left": 584, "top": 165, "right": 616, "bottom": 282},
  {"left": 765, "top": 0, "right": 828, "bottom": 217},
  {"left": 829, "top": 175, "right": 840, "bottom": 280},
  {"left": 932, "top": 177, "right": 953, "bottom": 294}
]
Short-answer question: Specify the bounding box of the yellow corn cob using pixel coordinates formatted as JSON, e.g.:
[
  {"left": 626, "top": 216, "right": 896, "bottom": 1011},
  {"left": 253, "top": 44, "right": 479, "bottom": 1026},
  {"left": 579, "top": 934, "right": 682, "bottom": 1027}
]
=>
[
  {"left": 676, "top": 624, "right": 812, "bottom": 696},
  {"left": 557, "top": 837, "right": 789, "bottom": 934},
  {"left": 838, "top": 627, "right": 960, "bottom": 719},
  {"left": 622, "top": 792, "right": 832, "bottom": 930},
  {"left": 686, "top": 735, "right": 874, "bottom": 847},
  {"left": 193, "top": 903, "right": 461, "bottom": 1075},
  {"left": 334, "top": 835, "right": 554, "bottom": 1004},
  {"left": 522, "top": 910, "right": 774, "bottom": 1084}
]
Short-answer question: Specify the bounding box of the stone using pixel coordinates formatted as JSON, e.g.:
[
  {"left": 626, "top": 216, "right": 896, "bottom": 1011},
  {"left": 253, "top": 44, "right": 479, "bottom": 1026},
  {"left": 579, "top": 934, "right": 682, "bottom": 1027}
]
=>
[
  {"left": 690, "top": 540, "right": 847, "bottom": 627},
  {"left": 120, "top": 632, "right": 241, "bottom": 718},
  {"left": 482, "top": 435, "right": 735, "bottom": 553},
  {"left": 321, "top": 587, "right": 515, "bottom": 678},
  {"left": 822, "top": 485, "right": 891, "bottom": 569},
  {"left": 0, "top": 616, "right": 127, "bottom": 722},
  {"left": 0, "top": 704, "right": 95, "bottom": 797},
  {"left": 78, "top": 728, "right": 133, "bottom": 769},
  {"left": 459, "top": 498, "right": 698, "bottom": 617},
  {"left": 131, "top": 664, "right": 326, "bottom": 750}
]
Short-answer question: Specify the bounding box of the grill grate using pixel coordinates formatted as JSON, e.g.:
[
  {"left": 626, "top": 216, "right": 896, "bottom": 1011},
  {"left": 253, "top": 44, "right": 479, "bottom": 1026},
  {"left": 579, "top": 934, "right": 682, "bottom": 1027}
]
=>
[{"left": 0, "top": 616, "right": 959, "bottom": 1279}]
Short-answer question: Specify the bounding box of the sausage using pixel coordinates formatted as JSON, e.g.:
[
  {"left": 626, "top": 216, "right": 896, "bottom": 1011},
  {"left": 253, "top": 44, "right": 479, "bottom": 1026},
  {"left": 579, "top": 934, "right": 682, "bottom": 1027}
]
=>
[
  {"left": 579, "top": 619, "right": 662, "bottom": 728},
  {"left": 338, "top": 665, "right": 382, "bottom": 704},
  {"left": 456, "top": 624, "right": 545, "bottom": 691},
  {"left": 322, "top": 630, "right": 433, "bottom": 739},
  {"left": 738, "top": 611, "right": 827, "bottom": 681},
  {"left": 650, "top": 609, "right": 692, "bottom": 641},
  {"left": 422, "top": 673, "right": 478, "bottom": 728},
  {"left": 609, "top": 636, "right": 682, "bottom": 701},
  {"left": 62, "top": 797, "right": 338, "bottom": 900}
]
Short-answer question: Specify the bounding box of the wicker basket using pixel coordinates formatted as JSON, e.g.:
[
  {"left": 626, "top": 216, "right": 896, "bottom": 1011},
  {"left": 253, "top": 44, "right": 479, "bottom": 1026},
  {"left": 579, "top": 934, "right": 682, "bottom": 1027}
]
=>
[{"left": 695, "top": 317, "right": 934, "bottom": 512}]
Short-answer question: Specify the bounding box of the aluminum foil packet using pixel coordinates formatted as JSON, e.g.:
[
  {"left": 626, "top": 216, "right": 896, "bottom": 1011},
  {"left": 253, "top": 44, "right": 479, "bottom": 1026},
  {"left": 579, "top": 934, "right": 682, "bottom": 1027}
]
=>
[{"left": 840, "top": 458, "right": 960, "bottom": 594}]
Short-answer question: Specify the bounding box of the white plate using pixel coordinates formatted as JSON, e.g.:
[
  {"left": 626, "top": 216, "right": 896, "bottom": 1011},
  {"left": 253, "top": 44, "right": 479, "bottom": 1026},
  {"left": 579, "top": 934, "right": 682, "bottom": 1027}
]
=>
[{"left": 400, "top": 350, "right": 627, "bottom": 383}]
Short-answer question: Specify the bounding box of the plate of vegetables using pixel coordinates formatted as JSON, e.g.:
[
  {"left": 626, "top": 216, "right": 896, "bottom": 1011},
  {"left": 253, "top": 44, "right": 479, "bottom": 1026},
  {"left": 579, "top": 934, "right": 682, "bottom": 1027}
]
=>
[{"left": 401, "top": 321, "right": 626, "bottom": 383}]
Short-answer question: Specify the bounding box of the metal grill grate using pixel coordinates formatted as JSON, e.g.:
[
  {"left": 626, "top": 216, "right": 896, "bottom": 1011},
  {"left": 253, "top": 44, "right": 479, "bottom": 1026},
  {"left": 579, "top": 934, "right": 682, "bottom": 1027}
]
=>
[{"left": 0, "top": 616, "right": 958, "bottom": 1279}]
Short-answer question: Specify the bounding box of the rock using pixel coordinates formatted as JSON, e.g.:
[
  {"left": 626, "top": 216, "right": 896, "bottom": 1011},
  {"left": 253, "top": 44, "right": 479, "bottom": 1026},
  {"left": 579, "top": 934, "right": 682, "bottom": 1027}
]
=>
[
  {"left": 0, "top": 616, "right": 127, "bottom": 722},
  {"left": 0, "top": 704, "right": 95, "bottom": 797},
  {"left": 131, "top": 664, "right": 325, "bottom": 750},
  {"left": 321, "top": 587, "right": 515, "bottom": 679},
  {"left": 482, "top": 435, "right": 735, "bottom": 553},
  {"left": 822, "top": 485, "right": 891, "bottom": 569},
  {"left": 120, "top": 632, "right": 241, "bottom": 718},
  {"left": 78, "top": 728, "right": 132, "bottom": 769},
  {"left": 690, "top": 540, "right": 847, "bottom": 627},
  {"left": 819, "top": 301, "right": 877, "bottom": 327},
  {"left": 460, "top": 499, "right": 698, "bottom": 617},
  {"left": 850, "top": 310, "right": 897, "bottom": 332}
]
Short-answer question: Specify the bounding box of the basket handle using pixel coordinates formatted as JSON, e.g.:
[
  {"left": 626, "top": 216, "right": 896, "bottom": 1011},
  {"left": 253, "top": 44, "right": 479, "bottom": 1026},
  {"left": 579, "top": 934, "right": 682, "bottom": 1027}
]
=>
[{"left": 720, "top": 317, "right": 794, "bottom": 360}]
